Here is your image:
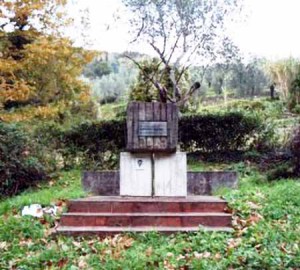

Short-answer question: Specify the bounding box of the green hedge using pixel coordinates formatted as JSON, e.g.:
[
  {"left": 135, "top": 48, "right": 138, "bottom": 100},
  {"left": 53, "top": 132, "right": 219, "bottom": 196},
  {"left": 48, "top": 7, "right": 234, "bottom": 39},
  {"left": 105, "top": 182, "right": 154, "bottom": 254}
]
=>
[
  {"left": 179, "top": 112, "right": 263, "bottom": 152},
  {"left": 62, "top": 119, "right": 126, "bottom": 156},
  {"left": 0, "top": 123, "right": 47, "bottom": 197},
  {"left": 60, "top": 112, "right": 263, "bottom": 154}
]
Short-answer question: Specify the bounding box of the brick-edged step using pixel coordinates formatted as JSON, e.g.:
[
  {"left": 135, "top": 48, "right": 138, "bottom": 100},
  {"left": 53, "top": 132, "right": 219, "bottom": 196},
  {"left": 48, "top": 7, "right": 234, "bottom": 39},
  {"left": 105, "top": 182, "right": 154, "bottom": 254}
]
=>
[
  {"left": 60, "top": 212, "right": 231, "bottom": 227},
  {"left": 56, "top": 226, "right": 233, "bottom": 236},
  {"left": 67, "top": 196, "right": 227, "bottom": 213},
  {"left": 56, "top": 196, "right": 233, "bottom": 236}
]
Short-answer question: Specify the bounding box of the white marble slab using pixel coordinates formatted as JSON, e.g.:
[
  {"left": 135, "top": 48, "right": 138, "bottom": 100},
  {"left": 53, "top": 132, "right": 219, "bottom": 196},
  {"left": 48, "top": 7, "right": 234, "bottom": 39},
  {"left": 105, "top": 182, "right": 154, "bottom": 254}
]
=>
[
  {"left": 120, "top": 152, "right": 152, "bottom": 196},
  {"left": 154, "top": 152, "right": 187, "bottom": 196}
]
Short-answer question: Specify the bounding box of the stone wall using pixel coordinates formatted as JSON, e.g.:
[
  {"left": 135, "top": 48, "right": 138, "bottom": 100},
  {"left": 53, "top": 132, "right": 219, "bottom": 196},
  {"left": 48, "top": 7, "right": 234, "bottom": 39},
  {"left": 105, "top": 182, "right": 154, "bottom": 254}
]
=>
[
  {"left": 83, "top": 171, "right": 120, "bottom": 196},
  {"left": 82, "top": 171, "right": 237, "bottom": 196}
]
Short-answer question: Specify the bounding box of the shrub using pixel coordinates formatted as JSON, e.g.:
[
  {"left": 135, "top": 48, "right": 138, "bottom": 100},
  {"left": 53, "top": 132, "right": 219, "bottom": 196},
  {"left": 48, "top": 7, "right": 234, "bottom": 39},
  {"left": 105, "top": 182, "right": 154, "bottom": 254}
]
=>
[
  {"left": 25, "top": 111, "right": 265, "bottom": 172},
  {"left": 59, "top": 119, "right": 127, "bottom": 170},
  {"left": 266, "top": 162, "right": 294, "bottom": 181},
  {"left": 264, "top": 126, "right": 300, "bottom": 181},
  {"left": 179, "top": 112, "right": 263, "bottom": 152},
  {"left": 0, "top": 122, "right": 47, "bottom": 197},
  {"left": 291, "top": 125, "right": 300, "bottom": 175},
  {"left": 52, "top": 112, "right": 263, "bottom": 167},
  {"left": 289, "top": 75, "right": 300, "bottom": 111},
  {"left": 63, "top": 119, "right": 126, "bottom": 153},
  {"left": 291, "top": 104, "right": 300, "bottom": 114},
  {"left": 227, "top": 100, "right": 266, "bottom": 111}
]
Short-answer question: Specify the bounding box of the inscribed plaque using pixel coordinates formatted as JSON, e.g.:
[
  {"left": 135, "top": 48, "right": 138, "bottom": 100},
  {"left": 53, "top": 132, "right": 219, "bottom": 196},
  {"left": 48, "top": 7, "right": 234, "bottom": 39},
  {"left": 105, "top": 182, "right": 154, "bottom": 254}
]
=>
[{"left": 138, "top": 121, "right": 167, "bottom": 137}]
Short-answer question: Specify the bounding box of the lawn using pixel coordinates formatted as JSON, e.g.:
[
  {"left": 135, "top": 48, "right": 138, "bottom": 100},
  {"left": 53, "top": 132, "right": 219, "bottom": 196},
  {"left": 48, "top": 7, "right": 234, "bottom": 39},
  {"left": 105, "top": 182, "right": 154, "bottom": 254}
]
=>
[{"left": 0, "top": 162, "right": 299, "bottom": 269}]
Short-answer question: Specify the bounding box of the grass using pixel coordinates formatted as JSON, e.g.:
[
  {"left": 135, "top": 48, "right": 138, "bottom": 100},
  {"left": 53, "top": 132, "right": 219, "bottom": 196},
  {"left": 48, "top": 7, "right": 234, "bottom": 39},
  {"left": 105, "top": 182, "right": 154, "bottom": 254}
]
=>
[
  {"left": 188, "top": 160, "right": 236, "bottom": 171},
  {"left": 0, "top": 170, "right": 85, "bottom": 216},
  {"left": 0, "top": 162, "right": 299, "bottom": 269}
]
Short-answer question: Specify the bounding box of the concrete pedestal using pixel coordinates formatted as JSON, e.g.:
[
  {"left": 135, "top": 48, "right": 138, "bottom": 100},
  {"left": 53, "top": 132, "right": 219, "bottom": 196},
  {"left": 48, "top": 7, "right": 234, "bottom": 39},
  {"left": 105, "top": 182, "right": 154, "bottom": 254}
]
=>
[
  {"left": 120, "top": 153, "right": 152, "bottom": 196},
  {"left": 154, "top": 152, "right": 187, "bottom": 196},
  {"left": 120, "top": 152, "right": 187, "bottom": 197}
]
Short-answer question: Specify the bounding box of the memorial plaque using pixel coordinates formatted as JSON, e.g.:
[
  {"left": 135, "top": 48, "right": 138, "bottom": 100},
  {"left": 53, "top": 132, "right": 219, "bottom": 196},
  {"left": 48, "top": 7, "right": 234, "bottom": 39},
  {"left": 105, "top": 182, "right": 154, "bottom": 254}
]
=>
[{"left": 138, "top": 121, "right": 167, "bottom": 137}]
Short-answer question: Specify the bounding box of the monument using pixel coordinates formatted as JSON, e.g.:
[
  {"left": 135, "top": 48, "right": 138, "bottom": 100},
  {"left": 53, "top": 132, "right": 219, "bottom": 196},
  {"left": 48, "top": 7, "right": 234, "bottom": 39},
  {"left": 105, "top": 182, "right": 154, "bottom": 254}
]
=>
[
  {"left": 121, "top": 102, "right": 186, "bottom": 196},
  {"left": 57, "top": 102, "right": 237, "bottom": 235}
]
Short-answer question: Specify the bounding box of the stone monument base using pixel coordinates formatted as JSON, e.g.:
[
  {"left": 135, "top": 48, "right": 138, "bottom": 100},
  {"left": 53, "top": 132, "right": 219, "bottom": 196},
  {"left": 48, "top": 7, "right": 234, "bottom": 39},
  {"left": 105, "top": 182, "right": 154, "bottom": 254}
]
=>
[{"left": 120, "top": 152, "right": 187, "bottom": 197}]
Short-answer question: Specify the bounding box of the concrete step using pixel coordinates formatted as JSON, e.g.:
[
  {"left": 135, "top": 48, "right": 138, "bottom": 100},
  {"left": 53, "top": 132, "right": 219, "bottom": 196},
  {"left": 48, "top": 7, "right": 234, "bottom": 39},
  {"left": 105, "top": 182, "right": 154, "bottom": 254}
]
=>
[
  {"left": 67, "top": 196, "right": 227, "bottom": 213},
  {"left": 60, "top": 212, "right": 232, "bottom": 227},
  {"left": 56, "top": 225, "right": 233, "bottom": 236}
]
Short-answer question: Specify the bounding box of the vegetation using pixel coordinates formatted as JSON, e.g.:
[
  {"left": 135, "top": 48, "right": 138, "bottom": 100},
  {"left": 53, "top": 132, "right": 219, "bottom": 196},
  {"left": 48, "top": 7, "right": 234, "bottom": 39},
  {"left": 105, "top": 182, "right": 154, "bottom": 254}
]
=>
[
  {"left": 1, "top": 1, "right": 300, "bottom": 268},
  {"left": 2, "top": 94, "right": 299, "bottom": 197},
  {"left": 122, "top": 0, "right": 242, "bottom": 106},
  {"left": 0, "top": 163, "right": 299, "bottom": 269},
  {"left": 129, "top": 58, "right": 191, "bottom": 103},
  {"left": 291, "top": 126, "right": 300, "bottom": 175},
  {"left": 0, "top": 122, "right": 47, "bottom": 197},
  {"left": 201, "top": 58, "right": 268, "bottom": 98},
  {"left": 0, "top": 0, "right": 96, "bottom": 119},
  {"left": 84, "top": 54, "right": 138, "bottom": 104},
  {"left": 267, "top": 58, "right": 300, "bottom": 112},
  {"left": 179, "top": 112, "right": 264, "bottom": 152}
]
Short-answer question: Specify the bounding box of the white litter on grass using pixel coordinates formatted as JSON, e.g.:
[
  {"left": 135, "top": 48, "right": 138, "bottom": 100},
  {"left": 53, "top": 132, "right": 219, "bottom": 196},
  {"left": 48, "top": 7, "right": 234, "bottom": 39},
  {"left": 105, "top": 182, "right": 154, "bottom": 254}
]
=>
[
  {"left": 43, "top": 205, "right": 58, "bottom": 216},
  {"left": 21, "top": 204, "right": 43, "bottom": 218},
  {"left": 21, "top": 204, "right": 58, "bottom": 218}
]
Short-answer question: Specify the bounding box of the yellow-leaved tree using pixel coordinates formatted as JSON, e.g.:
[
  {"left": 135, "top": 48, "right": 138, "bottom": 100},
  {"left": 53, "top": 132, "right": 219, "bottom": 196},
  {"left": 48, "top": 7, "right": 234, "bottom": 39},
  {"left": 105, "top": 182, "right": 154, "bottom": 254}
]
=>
[{"left": 0, "top": 0, "right": 96, "bottom": 119}]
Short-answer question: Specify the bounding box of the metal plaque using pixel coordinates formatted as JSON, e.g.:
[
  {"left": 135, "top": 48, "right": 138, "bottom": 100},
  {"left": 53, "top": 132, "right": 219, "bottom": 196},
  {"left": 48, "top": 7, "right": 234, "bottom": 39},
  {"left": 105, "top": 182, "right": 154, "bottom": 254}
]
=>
[{"left": 138, "top": 121, "right": 167, "bottom": 137}]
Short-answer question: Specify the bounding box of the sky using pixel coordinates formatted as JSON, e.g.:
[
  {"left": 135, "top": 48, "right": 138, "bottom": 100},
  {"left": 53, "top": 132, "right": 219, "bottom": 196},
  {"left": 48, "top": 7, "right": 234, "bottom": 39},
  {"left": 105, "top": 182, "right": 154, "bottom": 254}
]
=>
[{"left": 68, "top": 0, "right": 300, "bottom": 60}]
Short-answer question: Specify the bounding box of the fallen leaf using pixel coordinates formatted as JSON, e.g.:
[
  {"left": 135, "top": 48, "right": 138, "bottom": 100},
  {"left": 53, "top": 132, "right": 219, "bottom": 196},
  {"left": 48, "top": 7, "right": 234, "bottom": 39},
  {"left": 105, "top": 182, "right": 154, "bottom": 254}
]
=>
[
  {"left": 280, "top": 243, "right": 289, "bottom": 254},
  {"left": 49, "top": 180, "right": 55, "bottom": 187},
  {"left": 247, "top": 202, "right": 261, "bottom": 210},
  {"left": 61, "top": 244, "right": 69, "bottom": 252},
  {"left": 176, "top": 254, "right": 185, "bottom": 261},
  {"left": 78, "top": 256, "right": 87, "bottom": 269},
  {"left": 123, "top": 237, "right": 134, "bottom": 248},
  {"left": 255, "top": 244, "right": 262, "bottom": 250},
  {"left": 57, "top": 258, "right": 68, "bottom": 268},
  {"left": 146, "top": 246, "right": 153, "bottom": 257},
  {"left": 203, "top": 251, "right": 211, "bottom": 258},
  {"left": 163, "top": 260, "right": 175, "bottom": 270},
  {"left": 247, "top": 213, "right": 263, "bottom": 225},
  {"left": 0, "top": 241, "right": 8, "bottom": 250},
  {"left": 227, "top": 238, "right": 242, "bottom": 250},
  {"left": 55, "top": 199, "right": 67, "bottom": 207},
  {"left": 166, "top": 252, "right": 174, "bottom": 257},
  {"left": 214, "top": 253, "right": 221, "bottom": 260},
  {"left": 194, "top": 252, "right": 203, "bottom": 259},
  {"left": 73, "top": 241, "right": 82, "bottom": 249}
]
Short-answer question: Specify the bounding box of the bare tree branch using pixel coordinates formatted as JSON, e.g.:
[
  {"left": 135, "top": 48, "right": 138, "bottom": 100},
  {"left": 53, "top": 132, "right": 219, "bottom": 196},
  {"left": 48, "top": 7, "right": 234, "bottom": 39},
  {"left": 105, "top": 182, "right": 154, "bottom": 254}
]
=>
[
  {"left": 130, "top": 16, "right": 146, "bottom": 43},
  {"left": 123, "top": 0, "right": 243, "bottom": 106}
]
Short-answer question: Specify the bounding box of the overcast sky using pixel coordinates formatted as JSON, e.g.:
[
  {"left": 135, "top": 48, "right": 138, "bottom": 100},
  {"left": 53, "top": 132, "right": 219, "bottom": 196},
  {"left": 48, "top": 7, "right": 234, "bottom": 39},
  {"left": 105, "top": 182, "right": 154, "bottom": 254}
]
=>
[{"left": 68, "top": 0, "right": 300, "bottom": 60}]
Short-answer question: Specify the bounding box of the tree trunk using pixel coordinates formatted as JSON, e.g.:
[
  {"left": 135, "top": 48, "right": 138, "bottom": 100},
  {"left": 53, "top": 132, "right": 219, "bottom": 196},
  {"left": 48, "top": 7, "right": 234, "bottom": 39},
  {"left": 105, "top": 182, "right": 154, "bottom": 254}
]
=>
[{"left": 270, "top": 84, "right": 275, "bottom": 100}]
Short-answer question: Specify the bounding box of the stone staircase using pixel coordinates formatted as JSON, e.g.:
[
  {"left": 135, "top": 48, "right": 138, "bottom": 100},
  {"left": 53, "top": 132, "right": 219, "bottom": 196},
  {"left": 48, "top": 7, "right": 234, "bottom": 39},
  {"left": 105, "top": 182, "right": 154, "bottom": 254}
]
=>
[{"left": 57, "top": 196, "right": 232, "bottom": 236}]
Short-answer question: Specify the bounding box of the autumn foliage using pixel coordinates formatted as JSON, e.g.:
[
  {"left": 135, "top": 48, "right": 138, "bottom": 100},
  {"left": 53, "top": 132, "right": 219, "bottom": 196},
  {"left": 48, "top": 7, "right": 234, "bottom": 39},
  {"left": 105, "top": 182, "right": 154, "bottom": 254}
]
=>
[
  {"left": 0, "top": 0, "right": 95, "bottom": 113},
  {"left": 0, "top": 0, "right": 96, "bottom": 196}
]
